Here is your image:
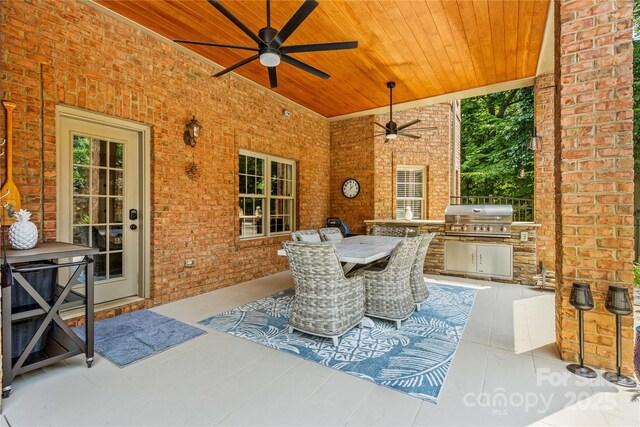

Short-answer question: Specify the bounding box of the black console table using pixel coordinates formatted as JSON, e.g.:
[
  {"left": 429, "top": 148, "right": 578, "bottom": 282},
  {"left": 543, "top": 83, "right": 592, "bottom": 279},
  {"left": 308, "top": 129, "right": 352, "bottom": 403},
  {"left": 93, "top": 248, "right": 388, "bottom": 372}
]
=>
[{"left": 1, "top": 242, "right": 97, "bottom": 397}]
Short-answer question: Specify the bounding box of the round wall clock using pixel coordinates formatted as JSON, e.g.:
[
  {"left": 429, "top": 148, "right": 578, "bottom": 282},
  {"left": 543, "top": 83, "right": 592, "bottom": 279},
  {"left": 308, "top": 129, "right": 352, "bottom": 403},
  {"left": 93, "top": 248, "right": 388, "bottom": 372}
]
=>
[{"left": 342, "top": 178, "right": 360, "bottom": 199}]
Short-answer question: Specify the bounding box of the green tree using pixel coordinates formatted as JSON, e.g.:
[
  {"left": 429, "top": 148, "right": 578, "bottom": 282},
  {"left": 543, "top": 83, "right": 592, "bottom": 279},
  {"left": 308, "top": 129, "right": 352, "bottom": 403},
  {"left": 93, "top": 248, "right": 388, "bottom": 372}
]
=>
[
  {"left": 634, "top": 1, "right": 640, "bottom": 172},
  {"left": 460, "top": 87, "right": 534, "bottom": 199}
]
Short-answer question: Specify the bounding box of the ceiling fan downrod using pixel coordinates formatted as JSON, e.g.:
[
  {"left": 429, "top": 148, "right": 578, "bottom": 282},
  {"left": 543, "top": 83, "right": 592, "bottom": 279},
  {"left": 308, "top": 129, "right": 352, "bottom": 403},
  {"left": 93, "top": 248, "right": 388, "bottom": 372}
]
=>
[{"left": 388, "top": 81, "right": 395, "bottom": 124}]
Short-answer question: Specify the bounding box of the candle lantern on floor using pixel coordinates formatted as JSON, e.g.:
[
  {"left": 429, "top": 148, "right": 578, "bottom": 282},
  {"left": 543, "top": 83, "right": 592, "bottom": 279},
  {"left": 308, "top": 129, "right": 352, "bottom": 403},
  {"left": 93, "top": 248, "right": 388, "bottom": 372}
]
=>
[
  {"left": 602, "top": 285, "right": 637, "bottom": 387},
  {"left": 566, "top": 283, "right": 597, "bottom": 378}
]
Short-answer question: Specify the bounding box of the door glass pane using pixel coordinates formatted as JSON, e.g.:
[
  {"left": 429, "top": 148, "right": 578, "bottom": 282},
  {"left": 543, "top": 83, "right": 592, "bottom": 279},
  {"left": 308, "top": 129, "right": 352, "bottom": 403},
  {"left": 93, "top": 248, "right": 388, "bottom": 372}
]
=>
[
  {"left": 93, "top": 197, "right": 107, "bottom": 224},
  {"left": 73, "top": 136, "right": 90, "bottom": 165},
  {"left": 94, "top": 225, "right": 107, "bottom": 251},
  {"left": 109, "top": 252, "right": 123, "bottom": 279},
  {"left": 109, "top": 226, "right": 123, "bottom": 251},
  {"left": 72, "top": 226, "right": 89, "bottom": 245},
  {"left": 97, "top": 169, "right": 107, "bottom": 195},
  {"left": 110, "top": 170, "right": 123, "bottom": 196},
  {"left": 73, "top": 197, "right": 89, "bottom": 224},
  {"left": 109, "top": 142, "right": 123, "bottom": 168},
  {"left": 92, "top": 139, "right": 107, "bottom": 166},
  {"left": 73, "top": 134, "right": 128, "bottom": 283},
  {"left": 110, "top": 198, "right": 123, "bottom": 223},
  {"left": 73, "top": 166, "right": 90, "bottom": 194},
  {"left": 94, "top": 254, "right": 107, "bottom": 281}
]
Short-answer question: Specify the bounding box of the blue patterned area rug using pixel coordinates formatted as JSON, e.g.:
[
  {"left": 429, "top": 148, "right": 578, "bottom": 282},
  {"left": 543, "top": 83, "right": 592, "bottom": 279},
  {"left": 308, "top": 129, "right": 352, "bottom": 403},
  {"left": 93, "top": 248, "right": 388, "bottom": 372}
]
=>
[
  {"left": 74, "top": 310, "right": 206, "bottom": 367},
  {"left": 199, "top": 283, "right": 476, "bottom": 402}
]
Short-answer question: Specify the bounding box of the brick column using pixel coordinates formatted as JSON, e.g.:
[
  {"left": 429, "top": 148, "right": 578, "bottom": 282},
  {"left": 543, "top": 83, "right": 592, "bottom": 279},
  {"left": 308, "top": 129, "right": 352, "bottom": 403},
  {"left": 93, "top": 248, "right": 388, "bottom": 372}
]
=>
[
  {"left": 534, "top": 74, "right": 557, "bottom": 275},
  {"left": 556, "top": 0, "right": 635, "bottom": 372}
]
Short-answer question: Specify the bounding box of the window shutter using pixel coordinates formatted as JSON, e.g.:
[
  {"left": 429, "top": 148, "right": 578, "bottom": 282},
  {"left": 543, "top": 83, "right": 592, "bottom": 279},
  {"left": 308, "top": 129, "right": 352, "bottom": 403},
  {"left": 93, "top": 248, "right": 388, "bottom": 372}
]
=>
[{"left": 396, "top": 167, "right": 424, "bottom": 220}]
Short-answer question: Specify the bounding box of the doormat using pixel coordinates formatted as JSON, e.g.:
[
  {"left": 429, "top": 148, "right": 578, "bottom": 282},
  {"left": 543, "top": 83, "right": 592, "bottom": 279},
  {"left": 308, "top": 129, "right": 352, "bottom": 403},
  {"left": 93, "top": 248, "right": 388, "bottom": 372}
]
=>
[
  {"left": 74, "top": 309, "right": 206, "bottom": 367},
  {"left": 199, "top": 283, "right": 476, "bottom": 402}
]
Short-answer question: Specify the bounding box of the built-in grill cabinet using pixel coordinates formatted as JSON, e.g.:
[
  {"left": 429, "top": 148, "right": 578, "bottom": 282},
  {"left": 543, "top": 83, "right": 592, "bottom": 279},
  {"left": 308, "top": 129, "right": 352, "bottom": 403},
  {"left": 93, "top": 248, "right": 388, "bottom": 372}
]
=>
[{"left": 444, "top": 204, "right": 513, "bottom": 238}]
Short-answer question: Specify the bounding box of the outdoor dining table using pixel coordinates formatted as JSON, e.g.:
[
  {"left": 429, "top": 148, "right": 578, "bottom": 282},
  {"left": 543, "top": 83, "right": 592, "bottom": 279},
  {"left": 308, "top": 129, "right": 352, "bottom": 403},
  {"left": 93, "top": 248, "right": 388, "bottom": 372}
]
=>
[{"left": 278, "top": 235, "right": 404, "bottom": 273}]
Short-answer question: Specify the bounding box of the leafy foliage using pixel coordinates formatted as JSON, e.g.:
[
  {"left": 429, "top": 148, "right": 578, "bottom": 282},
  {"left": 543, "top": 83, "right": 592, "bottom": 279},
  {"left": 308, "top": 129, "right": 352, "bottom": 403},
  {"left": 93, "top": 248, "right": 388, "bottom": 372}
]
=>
[
  {"left": 634, "top": 2, "right": 640, "bottom": 172},
  {"left": 460, "top": 87, "right": 534, "bottom": 198}
]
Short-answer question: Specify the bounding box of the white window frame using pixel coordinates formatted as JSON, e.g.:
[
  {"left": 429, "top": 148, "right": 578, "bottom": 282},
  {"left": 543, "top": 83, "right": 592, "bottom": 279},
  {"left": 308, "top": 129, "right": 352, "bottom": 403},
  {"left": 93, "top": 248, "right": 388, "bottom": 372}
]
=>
[
  {"left": 239, "top": 149, "right": 296, "bottom": 239},
  {"left": 396, "top": 165, "right": 426, "bottom": 220}
]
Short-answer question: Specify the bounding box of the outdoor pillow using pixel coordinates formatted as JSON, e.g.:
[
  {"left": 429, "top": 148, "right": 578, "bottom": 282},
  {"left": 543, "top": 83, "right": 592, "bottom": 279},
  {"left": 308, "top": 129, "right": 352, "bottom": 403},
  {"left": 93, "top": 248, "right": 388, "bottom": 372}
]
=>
[{"left": 298, "top": 233, "right": 321, "bottom": 243}]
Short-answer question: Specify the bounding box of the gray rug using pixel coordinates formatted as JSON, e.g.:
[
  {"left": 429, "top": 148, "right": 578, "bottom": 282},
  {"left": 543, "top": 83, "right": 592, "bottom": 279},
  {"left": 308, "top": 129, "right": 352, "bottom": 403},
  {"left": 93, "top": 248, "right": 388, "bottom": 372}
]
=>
[{"left": 74, "top": 309, "right": 206, "bottom": 367}]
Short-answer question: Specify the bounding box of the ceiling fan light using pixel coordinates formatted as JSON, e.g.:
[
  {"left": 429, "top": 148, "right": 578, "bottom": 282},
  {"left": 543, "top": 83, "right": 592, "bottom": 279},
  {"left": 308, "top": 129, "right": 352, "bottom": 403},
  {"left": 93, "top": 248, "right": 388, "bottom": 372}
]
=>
[
  {"left": 259, "top": 52, "right": 281, "bottom": 67},
  {"left": 386, "top": 133, "right": 397, "bottom": 140}
]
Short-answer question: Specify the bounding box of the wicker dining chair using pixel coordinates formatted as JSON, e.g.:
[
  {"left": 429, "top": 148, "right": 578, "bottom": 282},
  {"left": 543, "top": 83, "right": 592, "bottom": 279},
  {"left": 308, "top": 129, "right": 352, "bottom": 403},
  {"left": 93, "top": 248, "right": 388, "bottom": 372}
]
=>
[
  {"left": 318, "top": 227, "right": 344, "bottom": 242},
  {"left": 371, "top": 224, "right": 407, "bottom": 237},
  {"left": 371, "top": 224, "right": 420, "bottom": 238},
  {"left": 411, "top": 233, "right": 436, "bottom": 310},
  {"left": 352, "top": 237, "right": 421, "bottom": 329},
  {"left": 291, "top": 229, "right": 322, "bottom": 242},
  {"left": 282, "top": 241, "right": 365, "bottom": 346}
]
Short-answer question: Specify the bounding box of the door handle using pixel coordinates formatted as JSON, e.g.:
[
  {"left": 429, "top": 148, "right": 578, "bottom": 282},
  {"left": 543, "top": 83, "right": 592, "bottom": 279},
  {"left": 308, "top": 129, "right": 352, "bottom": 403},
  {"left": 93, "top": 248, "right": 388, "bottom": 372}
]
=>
[{"left": 130, "top": 224, "right": 137, "bottom": 230}]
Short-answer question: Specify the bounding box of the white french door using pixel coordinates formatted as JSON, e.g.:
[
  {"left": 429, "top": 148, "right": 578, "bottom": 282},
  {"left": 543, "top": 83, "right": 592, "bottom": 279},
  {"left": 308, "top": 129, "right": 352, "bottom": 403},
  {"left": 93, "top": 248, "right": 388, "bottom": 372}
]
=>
[{"left": 58, "top": 116, "right": 140, "bottom": 303}]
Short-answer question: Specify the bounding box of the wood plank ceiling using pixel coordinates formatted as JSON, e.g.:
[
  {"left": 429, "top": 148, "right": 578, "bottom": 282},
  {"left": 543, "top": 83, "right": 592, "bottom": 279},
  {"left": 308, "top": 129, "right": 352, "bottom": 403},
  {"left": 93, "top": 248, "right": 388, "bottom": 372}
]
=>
[{"left": 97, "top": 0, "right": 550, "bottom": 118}]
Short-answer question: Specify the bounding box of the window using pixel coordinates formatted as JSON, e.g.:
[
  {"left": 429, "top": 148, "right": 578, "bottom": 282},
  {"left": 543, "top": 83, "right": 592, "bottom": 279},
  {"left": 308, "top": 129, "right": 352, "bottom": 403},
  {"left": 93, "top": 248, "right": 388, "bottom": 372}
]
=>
[
  {"left": 239, "top": 150, "right": 295, "bottom": 238},
  {"left": 396, "top": 166, "right": 425, "bottom": 220}
]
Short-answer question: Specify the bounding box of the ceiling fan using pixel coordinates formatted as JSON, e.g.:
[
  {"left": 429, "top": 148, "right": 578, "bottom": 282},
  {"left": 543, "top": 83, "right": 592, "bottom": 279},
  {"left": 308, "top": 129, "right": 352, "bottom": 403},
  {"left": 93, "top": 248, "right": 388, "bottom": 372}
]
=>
[
  {"left": 374, "top": 82, "right": 436, "bottom": 141},
  {"left": 174, "top": 0, "right": 358, "bottom": 89}
]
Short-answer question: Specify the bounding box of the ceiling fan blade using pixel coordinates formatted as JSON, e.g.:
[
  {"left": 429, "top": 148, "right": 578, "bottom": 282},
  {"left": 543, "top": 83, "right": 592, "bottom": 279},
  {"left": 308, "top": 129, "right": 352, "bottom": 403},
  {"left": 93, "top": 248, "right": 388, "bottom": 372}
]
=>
[
  {"left": 208, "top": 0, "right": 264, "bottom": 46},
  {"left": 397, "top": 133, "right": 421, "bottom": 139},
  {"left": 280, "top": 41, "right": 358, "bottom": 54},
  {"left": 274, "top": 0, "right": 318, "bottom": 46},
  {"left": 397, "top": 119, "right": 421, "bottom": 131},
  {"left": 173, "top": 39, "right": 259, "bottom": 52},
  {"left": 212, "top": 54, "right": 260, "bottom": 77},
  {"left": 281, "top": 54, "right": 330, "bottom": 79},
  {"left": 374, "top": 122, "right": 389, "bottom": 130},
  {"left": 268, "top": 66, "right": 278, "bottom": 88},
  {"left": 406, "top": 127, "right": 437, "bottom": 131}
]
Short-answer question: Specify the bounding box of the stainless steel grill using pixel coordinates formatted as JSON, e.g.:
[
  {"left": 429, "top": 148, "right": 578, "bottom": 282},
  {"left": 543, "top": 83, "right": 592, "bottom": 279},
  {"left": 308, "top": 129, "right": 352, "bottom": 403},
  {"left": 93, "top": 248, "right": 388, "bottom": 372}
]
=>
[{"left": 445, "top": 204, "right": 513, "bottom": 238}]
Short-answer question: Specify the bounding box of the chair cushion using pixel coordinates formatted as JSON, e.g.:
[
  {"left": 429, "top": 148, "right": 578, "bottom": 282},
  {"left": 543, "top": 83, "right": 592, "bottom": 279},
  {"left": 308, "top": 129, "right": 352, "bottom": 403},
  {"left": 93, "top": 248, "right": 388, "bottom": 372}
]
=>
[{"left": 298, "top": 232, "right": 321, "bottom": 243}]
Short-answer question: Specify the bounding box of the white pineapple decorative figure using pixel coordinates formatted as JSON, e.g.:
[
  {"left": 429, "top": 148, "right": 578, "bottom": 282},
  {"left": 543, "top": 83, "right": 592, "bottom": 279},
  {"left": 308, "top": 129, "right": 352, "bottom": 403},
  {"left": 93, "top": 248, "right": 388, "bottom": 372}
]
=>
[{"left": 8, "top": 209, "right": 38, "bottom": 250}]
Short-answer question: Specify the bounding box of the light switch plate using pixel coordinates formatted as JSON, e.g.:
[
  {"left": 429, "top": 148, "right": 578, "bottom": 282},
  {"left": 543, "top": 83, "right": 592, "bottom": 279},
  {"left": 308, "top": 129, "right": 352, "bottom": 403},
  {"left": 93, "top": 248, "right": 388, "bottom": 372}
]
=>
[{"left": 520, "top": 231, "right": 528, "bottom": 242}]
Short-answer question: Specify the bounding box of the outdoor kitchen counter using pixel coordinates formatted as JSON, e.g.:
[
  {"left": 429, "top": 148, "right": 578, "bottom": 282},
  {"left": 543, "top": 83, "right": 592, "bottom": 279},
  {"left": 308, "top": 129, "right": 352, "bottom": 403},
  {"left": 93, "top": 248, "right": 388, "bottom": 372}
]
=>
[
  {"left": 364, "top": 219, "right": 541, "bottom": 226},
  {"left": 365, "top": 219, "right": 539, "bottom": 286}
]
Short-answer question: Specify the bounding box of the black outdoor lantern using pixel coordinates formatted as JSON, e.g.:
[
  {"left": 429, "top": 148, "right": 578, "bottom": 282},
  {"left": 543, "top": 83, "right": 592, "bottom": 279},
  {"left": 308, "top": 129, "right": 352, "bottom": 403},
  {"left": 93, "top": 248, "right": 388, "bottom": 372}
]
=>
[
  {"left": 602, "top": 285, "right": 637, "bottom": 387},
  {"left": 530, "top": 127, "right": 539, "bottom": 151},
  {"left": 566, "top": 283, "right": 597, "bottom": 378},
  {"left": 183, "top": 115, "right": 202, "bottom": 147}
]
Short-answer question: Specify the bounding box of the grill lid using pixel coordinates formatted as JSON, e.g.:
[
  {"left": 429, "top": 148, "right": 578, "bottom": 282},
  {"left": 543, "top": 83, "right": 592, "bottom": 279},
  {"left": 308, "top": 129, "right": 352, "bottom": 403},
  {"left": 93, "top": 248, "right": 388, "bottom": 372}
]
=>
[{"left": 445, "top": 204, "right": 513, "bottom": 220}]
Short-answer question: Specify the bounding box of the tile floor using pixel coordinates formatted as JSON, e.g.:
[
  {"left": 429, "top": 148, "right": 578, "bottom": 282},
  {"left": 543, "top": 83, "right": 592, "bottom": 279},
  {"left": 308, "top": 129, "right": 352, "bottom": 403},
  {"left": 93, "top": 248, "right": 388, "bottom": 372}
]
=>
[{"left": 1, "top": 272, "right": 638, "bottom": 426}]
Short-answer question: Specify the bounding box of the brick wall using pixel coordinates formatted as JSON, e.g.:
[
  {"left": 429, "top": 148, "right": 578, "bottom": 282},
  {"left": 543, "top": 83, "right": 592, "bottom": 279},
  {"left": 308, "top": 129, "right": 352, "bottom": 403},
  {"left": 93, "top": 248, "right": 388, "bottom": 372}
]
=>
[
  {"left": 373, "top": 103, "right": 454, "bottom": 221},
  {"left": 0, "top": 0, "right": 330, "bottom": 307},
  {"left": 329, "top": 116, "right": 375, "bottom": 235},
  {"left": 329, "top": 103, "right": 457, "bottom": 234},
  {"left": 534, "top": 74, "right": 557, "bottom": 275},
  {"left": 556, "top": 0, "right": 635, "bottom": 372}
]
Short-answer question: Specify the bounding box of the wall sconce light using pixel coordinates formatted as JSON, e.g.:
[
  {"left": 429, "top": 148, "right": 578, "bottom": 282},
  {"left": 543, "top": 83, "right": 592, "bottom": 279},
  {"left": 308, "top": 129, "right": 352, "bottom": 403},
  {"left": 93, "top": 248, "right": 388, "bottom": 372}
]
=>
[
  {"left": 183, "top": 115, "right": 202, "bottom": 147},
  {"left": 530, "top": 127, "right": 539, "bottom": 151}
]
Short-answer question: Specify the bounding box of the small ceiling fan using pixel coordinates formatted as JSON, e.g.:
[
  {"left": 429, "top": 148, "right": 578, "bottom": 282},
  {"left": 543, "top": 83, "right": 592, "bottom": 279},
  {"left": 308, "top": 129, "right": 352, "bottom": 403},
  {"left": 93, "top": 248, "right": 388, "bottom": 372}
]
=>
[
  {"left": 174, "top": 0, "right": 358, "bottom": 89},
  {"left": 374, "top": 81, "right": 436, "bottom": 141}
]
